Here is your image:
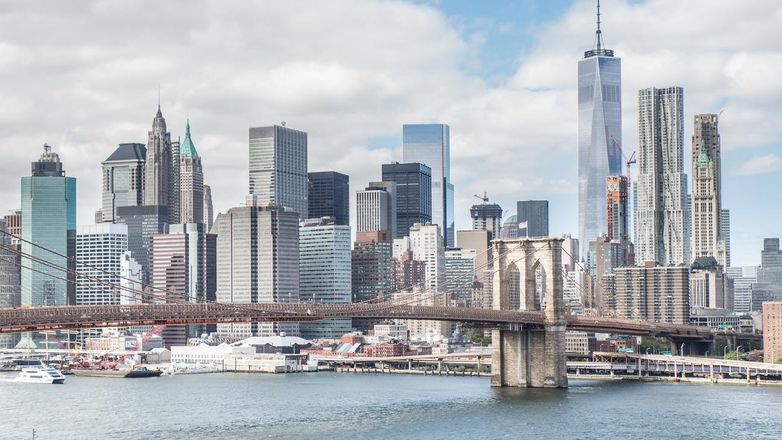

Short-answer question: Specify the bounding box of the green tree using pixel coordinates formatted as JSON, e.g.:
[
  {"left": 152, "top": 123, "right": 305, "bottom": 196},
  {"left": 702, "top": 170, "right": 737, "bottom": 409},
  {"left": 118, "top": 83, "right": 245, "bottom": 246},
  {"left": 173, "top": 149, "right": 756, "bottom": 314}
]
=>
[{"left": 639, "top": 336, "right": 670, "bottom": 354}]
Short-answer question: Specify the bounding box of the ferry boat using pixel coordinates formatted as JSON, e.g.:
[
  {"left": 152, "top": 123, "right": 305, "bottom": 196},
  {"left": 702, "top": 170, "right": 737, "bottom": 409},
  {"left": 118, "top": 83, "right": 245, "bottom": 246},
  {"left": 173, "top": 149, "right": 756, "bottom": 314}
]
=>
[{"left": 14, "top": 362, "right": 66, "bottom": 384}]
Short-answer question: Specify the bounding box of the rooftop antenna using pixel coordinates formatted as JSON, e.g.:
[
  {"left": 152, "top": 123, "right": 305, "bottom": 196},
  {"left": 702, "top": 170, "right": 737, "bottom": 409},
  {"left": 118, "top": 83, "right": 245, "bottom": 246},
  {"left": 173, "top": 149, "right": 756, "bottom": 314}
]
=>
[
  {"left": 595, "top": 0, "right": 604, "bottom": 51},
  {"left": 157, "top": 83, "right": 161, "bottom": 110}
]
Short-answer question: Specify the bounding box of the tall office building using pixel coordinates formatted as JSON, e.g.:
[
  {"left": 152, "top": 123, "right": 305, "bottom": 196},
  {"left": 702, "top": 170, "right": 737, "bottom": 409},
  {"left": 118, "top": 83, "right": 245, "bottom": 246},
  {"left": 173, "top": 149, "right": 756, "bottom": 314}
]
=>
[
  {"left": 213, "top": 199, "right": 300, "bottom": 338},
  {"left": 517, "top": 200, "right": 549, "bottom": 237},
  {"left": 100, "top": 143, "right": 146, "bottom": 223},
  {"left": 119, "top": 251, "right": 143, "bottom": 305},
  {"left": 115, "top": 205, "right": 168, "bottom": 286},
  {"left": 577, "top": 3, "right": 622, "bottom": 256},
  {"left": 606, "top": 175, "right": 633, "bottom": 266},
  {"left": 402, "top": 124, "right": 454, "bottom": 247},
  {"left": 203, "top": 184, "right": 214, "bottom": 230},
  {"left": 4, "top": 210, "right": 21, "bottom": 246},
  {"left": 444, "top": 248, "right": 476, "bottom": 304},
  {"left": 720, "top": 209, "right": 731, "bottom": 268},
  {"left": 614, "top": 263, "right": 690, "bottom": 324},
  {"left": 249, "top": 125, "right": 308, "bottom": 219},
  {"left": 356, "top": 181, "right": 396, "bottom": 242},
  {"left": 691, "top": 114, "right": 727, "bottom": 267},
  {"left": 299, "top": 218, "right": 352, "bottom": 339},
  {"left": 635, "top": 87, "right": 690, "bottom": 266},
  {"left": 690, "top": 257, "right": 733, "bottom": 311},
  {"left": 21, "top": 145, "right": 76, "bottom": 306},
  {"left": 75, "top": 223, "right": 128, "bottom": 305},
  {"left": 169, "top": 138, "right": 181, "bottom": 225},
  {"left": 179, "top": 121, "right": 204, "bottom": 225},
  {"left": 150, "top": 223, "right": 215, "bottom": 344},
  {"left": 144, "top": 106, "right": 178, "bottom": 223},
  {"left": 457, "top": 230, "right": 492, "bottom": 308},
  {"left": 409, "top": 223, "right": 444, "bottom": 291},
  {"left": 308, "top": 171, "right": 349, "bottom": 226},
  {"left": 470, "top": 203, "right": 502, "bottom": 240},
  {"left": 0, "top": 219, "right": 21, "bottom": 348},
  {"left": 726, "top": 266, "right": 756, "bottom": 314},
  {"left": 752, "top": 238, "right": 782, "bottom": 310},
  {"left": 351, "top": 235, "right": 393, "bottom": 333},
  {"left": 382, "top": 162, "right": 432, "bottom": 239}
]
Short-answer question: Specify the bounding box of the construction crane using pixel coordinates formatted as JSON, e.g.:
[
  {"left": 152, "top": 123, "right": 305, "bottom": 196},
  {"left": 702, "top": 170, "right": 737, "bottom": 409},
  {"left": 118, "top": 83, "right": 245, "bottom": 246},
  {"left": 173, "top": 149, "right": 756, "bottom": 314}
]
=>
[{"left": 473, "top": 192, "right": 490, "bottom": 204}]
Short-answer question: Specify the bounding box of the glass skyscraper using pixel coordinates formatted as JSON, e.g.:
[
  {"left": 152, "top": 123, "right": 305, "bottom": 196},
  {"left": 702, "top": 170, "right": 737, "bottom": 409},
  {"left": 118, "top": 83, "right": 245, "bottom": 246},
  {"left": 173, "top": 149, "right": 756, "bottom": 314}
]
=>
[
  {"left": 577, "top": 16, "right": 622, "bottom": 257},
  {"left": 249, "top": 125, "right": 308, "bottom": 219},
  {"left": 402, "top": 124, "right": 454, "bottom": 247},
  {"left": 308, "top": 171, "right": 349, "bottom": 225},
  {"left": 21, "top": 145, "right": 77, "bottom": 306},
  {"left": 382, "top": 162, "right": 432, "bottom": 240}
]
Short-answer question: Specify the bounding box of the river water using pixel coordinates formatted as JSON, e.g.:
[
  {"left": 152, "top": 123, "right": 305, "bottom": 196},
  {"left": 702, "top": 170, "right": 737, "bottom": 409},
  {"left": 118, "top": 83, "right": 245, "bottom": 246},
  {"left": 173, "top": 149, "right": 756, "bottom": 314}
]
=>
[{"left": 2, "top": 372, "right": 781, "bottom": 439}]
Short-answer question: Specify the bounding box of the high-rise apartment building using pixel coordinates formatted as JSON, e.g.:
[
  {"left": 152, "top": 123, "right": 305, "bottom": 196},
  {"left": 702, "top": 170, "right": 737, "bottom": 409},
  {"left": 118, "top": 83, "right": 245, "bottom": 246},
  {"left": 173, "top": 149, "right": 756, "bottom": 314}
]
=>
[
  {"left": 763, "top": 302, "right": 782, "bottom": 363},
  {"left": 213, "top": 199, "right": 300, "bottom": 338},
  {"left": 356, "top": 181, "right": 396, "bottom": 241},
  {"left": 578, "top": 6, "right": 622, "bottom": 256},
  {"left": 402, "top": 124, "right": 454, "bottom": 247},
  {"left": 101, "top": 143, "right": 146, "bottom": 222},
  {"left": 517, "top": 200, "right": 549, "bottom": 238},
  {"left": 144, "top": 106, "right": 178, "bottom": 224},
  {"left": 249, "top": 125, "right": 308, "bottom": 219},
  {"left": 21, "top": 145, "right": 76, "bottom": 306},
  {"left": 115, "top": 205, "right": 168, "bottom": 286},
  {"left": 203, "top": 184, "right": 214, "bottom": 230},
  {"left": 299, "top": 218, "right": 352, "bottom": 339},
  {"left": 691, "top": 114, "right": 728, "bottom": 267},
  {"left": 75, "top": 223, "right": 128, "bottom": 305},
  {"left": 179, "top": 121, "right": 204, "bottom": 225},
  {"left": 469, "top": 203, "right": 502, "bottom": 240},
  {"left": 308, "top": 171, "right": 349, "bottom": 226},
  {"left": 409, "top": 223, "right": 444, "bottom": 292},
  {"left": 170, "top": 138, "right": 181, "bottom": 225},
  {"left": 635, "top": 86, "right": 690, "bottom": 266},
  {"left": 614, "top": 263, "right": 689, "bottom": 324},
  {"left": 382, "top": 162, "right": 431, "bottom": 239}
]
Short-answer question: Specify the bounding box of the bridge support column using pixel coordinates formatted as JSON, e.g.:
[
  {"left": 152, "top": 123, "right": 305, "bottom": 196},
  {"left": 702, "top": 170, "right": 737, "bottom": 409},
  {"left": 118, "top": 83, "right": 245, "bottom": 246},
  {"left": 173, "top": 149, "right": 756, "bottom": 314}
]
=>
[{"left": 490, "top": 238, "right": 567, "bottom": 388}]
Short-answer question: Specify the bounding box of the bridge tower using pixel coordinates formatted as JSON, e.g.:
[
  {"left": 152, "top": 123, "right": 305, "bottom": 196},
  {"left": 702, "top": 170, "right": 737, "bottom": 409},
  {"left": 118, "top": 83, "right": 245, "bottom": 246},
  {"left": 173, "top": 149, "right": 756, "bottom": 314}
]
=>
[{"left": 491, "top": 238, "right": 567, "bottom": 388}]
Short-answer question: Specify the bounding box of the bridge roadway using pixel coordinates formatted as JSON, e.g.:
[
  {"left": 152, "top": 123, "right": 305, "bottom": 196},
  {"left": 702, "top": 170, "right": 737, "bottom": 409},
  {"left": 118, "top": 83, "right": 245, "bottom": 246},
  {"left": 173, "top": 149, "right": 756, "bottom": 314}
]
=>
[{"left": 0, "top": 303, "right": 714, "bottom": 340}]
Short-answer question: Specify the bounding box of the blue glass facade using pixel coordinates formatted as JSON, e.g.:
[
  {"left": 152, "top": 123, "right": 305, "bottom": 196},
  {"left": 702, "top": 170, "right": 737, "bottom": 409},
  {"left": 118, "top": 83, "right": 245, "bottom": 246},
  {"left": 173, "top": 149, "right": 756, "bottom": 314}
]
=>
[
  {"left": 578, "top": 53, "right": 622, "bottom": 256},
  {"left": 402, "top": 124, "right": 454, "bottom": 247},
  {"left": 21, "top": 147, "right": 76, "bottom": 306}
]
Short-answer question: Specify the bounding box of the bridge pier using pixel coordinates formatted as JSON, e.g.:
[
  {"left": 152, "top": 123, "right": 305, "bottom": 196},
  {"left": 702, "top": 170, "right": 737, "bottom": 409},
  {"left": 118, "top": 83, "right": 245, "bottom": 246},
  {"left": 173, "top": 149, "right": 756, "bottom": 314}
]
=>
[{"left": 490, "top": 238, "right": 567, "bottom": 388}]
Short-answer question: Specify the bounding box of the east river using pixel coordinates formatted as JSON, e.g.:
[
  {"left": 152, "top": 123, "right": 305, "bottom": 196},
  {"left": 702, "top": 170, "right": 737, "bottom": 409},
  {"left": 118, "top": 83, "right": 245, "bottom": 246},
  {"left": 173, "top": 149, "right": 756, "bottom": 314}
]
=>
[{"left": 2, "top": 372, "right": 781, "bottom": 439}]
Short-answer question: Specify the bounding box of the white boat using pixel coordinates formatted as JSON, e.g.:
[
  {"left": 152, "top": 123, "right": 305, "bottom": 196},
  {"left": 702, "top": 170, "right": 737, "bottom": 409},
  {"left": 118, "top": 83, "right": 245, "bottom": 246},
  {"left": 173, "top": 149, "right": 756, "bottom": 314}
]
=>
[{"left": 14, "top": 362, "right": 66, "bottom": 384}]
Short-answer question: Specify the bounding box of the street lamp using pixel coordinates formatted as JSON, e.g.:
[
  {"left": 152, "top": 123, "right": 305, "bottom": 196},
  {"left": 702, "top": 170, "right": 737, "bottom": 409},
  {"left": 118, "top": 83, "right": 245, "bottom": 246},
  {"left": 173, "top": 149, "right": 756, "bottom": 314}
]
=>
[
  {"left": 724, "top": 345, "right": 729, "bottom": 359},
  {"left": 736, "top": 345, "right": 743, "bottom": 361},
  {"left": 680, "top": 342, "right": 685, "bottom": 357}
]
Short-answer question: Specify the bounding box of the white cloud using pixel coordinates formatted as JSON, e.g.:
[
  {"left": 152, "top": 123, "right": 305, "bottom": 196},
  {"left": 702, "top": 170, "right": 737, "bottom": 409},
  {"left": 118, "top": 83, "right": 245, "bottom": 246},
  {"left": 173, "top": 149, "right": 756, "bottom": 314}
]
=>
[
  {"left": 0, "top": 0, "right": 780, "bottom": 266},
  {"left": 733, "top": 154, "right": 782, "bottom": 176}
]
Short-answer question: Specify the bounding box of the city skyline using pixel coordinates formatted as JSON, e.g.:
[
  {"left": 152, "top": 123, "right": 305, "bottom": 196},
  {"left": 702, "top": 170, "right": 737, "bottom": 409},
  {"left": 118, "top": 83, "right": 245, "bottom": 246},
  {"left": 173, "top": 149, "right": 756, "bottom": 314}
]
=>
[{"left": 0, "top": 1, "right": 780, "bottom": 266}]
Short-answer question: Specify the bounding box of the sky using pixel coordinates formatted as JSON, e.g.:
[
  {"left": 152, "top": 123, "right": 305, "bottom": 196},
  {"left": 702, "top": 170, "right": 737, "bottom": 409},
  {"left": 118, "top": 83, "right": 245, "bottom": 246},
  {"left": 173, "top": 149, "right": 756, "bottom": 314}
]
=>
[{"left": 0, "top": 0, "right": 780, "bottom": 267}]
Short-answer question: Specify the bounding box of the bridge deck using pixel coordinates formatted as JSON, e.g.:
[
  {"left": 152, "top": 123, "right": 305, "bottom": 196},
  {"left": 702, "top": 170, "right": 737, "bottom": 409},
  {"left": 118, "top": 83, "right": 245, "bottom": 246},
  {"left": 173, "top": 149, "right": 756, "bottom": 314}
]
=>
[{"left": 0, "top": 303, "right": 714, "bottom": 339}]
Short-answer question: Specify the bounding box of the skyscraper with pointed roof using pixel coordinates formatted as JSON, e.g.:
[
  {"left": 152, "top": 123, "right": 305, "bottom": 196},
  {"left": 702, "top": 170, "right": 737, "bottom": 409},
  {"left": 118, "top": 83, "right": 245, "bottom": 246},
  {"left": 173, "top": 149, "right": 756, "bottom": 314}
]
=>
[
  {"left": 692, "top": 114, "right": 727, "bottom": 267},
  {"left": 144, "top": 105, "right": 175, "bottom": 223},
  {"left": 179, "top": 120, "right": 204, "bottom": 224},
  {"left": 578, "top": 0, "right": 622, "bottom": 258}
]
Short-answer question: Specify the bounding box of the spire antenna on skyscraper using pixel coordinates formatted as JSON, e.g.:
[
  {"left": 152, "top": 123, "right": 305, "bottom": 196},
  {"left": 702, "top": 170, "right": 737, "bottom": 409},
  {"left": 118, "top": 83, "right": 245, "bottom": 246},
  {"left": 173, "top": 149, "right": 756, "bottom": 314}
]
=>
[{"left": 595, "top": 0, "right": 604, "bottom": 51}]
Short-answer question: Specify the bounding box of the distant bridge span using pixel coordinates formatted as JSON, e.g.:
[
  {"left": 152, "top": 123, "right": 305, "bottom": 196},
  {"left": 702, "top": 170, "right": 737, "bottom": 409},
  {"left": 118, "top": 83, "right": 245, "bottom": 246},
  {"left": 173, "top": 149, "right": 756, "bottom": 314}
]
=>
[{"left": 0, "top": 303, "right": 713, "bottom": 340}]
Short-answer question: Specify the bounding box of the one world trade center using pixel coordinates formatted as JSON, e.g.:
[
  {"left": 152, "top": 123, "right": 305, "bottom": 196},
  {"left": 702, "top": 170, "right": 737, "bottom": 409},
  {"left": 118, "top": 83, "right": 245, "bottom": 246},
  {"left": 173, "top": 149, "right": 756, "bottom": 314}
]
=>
[{"left": 578, "top": 1, "right": 622, "bottom": 257}]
